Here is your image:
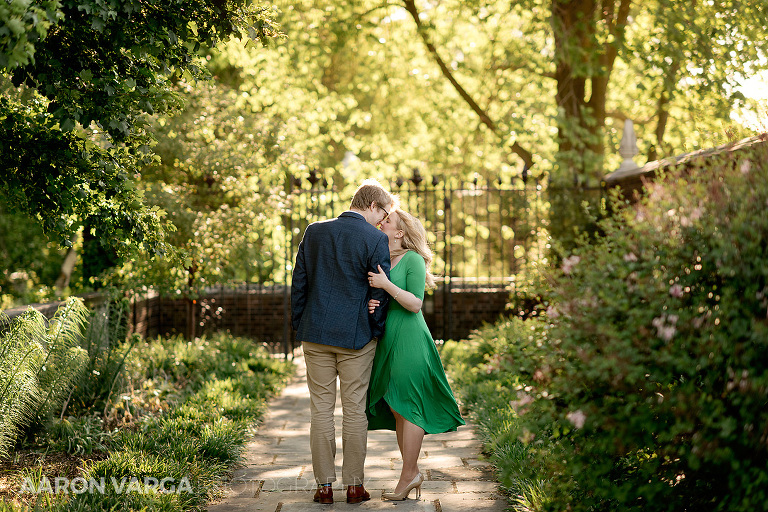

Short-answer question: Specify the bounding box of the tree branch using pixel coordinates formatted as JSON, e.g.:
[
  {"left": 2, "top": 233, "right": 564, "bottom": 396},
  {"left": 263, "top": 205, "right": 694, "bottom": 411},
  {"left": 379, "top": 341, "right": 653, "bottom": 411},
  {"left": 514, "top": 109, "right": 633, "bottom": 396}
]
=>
[
  {"left": 653, "top": 61, "right": 681, "bottom": 159},
  {"left": 605, "top": 111, "right": 653, "bottom": 125},
  {"left": 356, "top": 2, "right": 408, "bottom": 23},
  {"left": 401, "top": 0, "right": 534, "bottom": 169}
]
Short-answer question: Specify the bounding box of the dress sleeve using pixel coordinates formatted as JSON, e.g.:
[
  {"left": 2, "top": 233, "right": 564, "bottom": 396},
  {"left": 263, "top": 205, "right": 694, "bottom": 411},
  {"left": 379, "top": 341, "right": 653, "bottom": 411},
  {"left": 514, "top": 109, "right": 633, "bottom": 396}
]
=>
[{"left": 404, "top": 252, "right": 426, "bottom": 301}]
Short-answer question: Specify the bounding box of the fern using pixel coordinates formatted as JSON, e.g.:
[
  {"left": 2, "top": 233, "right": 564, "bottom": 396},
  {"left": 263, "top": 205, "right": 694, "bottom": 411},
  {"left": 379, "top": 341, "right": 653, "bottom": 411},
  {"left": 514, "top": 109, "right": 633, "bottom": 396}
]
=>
[
  {"left": 32, "top": 346, "right": 89, "bottom": 420},
  {"left": 0, "top": 298, "right": 90, "bottom": 459},
  {"left": 0, "top": 310, "right": 46, "bottom": 459},
  {"left": 63, "top": 299, "right": 137, "bottom": 417},
  {"left": 31, "top": 298, "right": 90, "bottom": 421}
]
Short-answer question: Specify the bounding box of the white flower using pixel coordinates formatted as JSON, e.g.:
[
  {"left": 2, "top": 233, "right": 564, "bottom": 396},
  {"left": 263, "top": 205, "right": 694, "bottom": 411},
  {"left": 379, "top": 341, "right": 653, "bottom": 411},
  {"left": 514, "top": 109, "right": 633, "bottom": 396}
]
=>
[
  {"left": 652, "top": 315, "right": 677, "bottom": 341},
  {"left": 546, "top": 305, "right": 560, "bottom": 318},
  {"left": 566, "top": 410, "right": 587, "bottom": 429}
]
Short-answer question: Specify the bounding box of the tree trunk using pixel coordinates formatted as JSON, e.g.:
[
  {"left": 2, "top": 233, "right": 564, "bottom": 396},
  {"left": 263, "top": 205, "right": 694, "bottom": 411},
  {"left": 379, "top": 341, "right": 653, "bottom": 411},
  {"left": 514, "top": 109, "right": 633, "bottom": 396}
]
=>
[
  {"left": 551, "top": 0, "right": 597, "bottom": 185},
  {"left": 551, "top": 0, "right": 633, "bottom": 185},
  {"left": 54, "top": 234, "right": 78, "bottom": 294}
]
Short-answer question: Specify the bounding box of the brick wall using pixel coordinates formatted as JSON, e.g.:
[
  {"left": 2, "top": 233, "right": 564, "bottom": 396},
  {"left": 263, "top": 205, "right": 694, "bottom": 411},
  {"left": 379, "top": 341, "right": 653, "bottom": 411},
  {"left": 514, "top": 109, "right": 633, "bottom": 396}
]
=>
[
  {"left": 5, "top": 286, "right": 512, "bottom": 348},
  {"left": 132, "top": 287, "right": 292, "bottom": 344},
  {"left": 423, "top": 286, "right": 512, "bottom": 341},
  {"left": 130, "top": 285, "right": 511, "bottom": 345}
]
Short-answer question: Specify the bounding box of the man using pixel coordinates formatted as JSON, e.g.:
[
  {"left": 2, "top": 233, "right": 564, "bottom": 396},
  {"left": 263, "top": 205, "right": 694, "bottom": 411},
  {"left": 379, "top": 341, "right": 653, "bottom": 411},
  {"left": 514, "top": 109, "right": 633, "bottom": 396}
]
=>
[{"left": 291, "top": 180, "right": 394, "bottom": 504}]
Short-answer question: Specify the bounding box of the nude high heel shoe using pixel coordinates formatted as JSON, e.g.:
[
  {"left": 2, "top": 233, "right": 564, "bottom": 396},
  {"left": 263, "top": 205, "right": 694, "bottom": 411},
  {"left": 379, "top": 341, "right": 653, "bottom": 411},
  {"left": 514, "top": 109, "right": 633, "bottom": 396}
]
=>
[{"left": 381, "top": 473, "right": 424, "bottom": 501}]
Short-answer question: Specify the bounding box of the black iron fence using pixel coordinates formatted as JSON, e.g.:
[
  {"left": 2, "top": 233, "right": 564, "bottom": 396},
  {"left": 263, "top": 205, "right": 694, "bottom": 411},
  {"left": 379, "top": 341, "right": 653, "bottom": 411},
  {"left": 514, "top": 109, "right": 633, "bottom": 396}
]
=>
[
  {"left": 285, "top": 171, "right": 544, "bottom": 285},
  {"left": 283, "top": 171, "right": 604, "bottom": 281},
  {"left": 274, "top": 169, "right": 604, "bottom": 347}
]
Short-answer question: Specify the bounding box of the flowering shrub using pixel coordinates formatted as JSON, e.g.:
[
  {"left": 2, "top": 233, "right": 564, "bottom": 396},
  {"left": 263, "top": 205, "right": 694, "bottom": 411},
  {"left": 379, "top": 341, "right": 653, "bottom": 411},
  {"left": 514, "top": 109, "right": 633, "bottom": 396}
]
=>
[{"left": 531, "top": 141, "right": 768, "bottom": 511}]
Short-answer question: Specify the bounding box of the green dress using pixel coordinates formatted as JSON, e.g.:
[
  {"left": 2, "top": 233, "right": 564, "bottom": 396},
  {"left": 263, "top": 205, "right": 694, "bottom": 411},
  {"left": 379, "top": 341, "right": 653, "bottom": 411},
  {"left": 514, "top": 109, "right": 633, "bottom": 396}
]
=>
[{"left": 367, "top": 250, "right": 465, "bottom": 434}]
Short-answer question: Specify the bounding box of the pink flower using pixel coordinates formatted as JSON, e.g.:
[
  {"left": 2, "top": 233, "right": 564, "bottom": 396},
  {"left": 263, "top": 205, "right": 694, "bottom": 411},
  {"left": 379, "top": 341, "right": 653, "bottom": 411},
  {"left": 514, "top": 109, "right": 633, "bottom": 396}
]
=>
[
  {"left": 740, "top": 160, "right": 752, "bottom": 174},
  {"left": 660, "top": 326, "right": 676, "bottom": 341},
  {"left": 669, "top": 284, "right": 683, "bottom": 298},
  {"left": 509, "top": 391, "right": 534, "bottom": 414},
  {"left": 623, "top": 252, "right": 638, "bottom": 262},
  {"left": 546, "top": 305, "right": 560, "bottom": 318},
  {"left": 566, "top": 410, "right": 587, "bottom": 429},
  {"left": 690, "top": 207, "right": 703, "bottom": 221},
  {"left": 652, "top": 315, "right": 677, "bottom": 341},
  {"left": 561, "top": 255, "right": 581, "bottom": 275}
]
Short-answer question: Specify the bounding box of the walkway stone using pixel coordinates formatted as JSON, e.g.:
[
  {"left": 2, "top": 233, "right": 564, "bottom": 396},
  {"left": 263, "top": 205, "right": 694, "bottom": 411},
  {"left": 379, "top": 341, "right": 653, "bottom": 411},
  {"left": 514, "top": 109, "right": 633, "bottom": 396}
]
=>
[{"left": 207, "top": 353, "right": 508, "bottom": 512}]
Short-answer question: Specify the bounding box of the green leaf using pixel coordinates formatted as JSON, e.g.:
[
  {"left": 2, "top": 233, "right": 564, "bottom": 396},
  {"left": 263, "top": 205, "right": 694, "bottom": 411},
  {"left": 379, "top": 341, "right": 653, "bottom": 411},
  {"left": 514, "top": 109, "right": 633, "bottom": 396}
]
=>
[{"left": 91, "top": 17, "right": 105, "bottom": 32}]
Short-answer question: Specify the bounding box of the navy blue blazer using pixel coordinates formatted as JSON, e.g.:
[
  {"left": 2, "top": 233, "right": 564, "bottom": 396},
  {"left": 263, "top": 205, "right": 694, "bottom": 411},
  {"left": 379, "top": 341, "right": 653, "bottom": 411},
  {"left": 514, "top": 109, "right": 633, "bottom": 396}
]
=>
[{"left": 291, "top": 211, "right": 391, "bottom": 349}]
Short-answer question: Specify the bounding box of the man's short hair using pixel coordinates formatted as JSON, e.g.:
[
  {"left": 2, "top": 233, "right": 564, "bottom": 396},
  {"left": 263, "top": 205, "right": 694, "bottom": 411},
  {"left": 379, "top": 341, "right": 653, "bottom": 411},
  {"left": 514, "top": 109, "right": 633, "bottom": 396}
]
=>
[{"left": 350, "top": 179, "right": 395, "bottom": 211}]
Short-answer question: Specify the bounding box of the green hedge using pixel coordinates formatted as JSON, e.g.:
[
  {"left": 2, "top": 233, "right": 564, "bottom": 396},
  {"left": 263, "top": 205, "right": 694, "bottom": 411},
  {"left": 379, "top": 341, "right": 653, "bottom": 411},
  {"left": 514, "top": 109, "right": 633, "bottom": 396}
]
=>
[
  {"left": 444, "top": 141, "right": 768, "bottom": 512},
  {"left": 441, "top": 319, "right": 555, "bottom": 511},
  {"left": 535, "top": 142, "right": 768, "bottom": 511}
]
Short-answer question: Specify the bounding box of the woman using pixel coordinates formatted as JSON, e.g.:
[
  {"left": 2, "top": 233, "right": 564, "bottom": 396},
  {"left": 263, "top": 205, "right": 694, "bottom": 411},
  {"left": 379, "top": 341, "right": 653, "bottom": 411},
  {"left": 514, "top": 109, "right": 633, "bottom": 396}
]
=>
[{"left": 366, "top": 209, "right": 465, "bottom": 501}]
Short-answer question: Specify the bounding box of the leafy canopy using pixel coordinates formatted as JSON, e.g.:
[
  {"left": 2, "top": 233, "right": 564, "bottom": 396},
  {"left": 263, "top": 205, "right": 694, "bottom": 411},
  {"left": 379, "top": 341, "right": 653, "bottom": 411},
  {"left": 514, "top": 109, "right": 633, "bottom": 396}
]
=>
[{"left": 0, "top": 0, "right": 280, "bottom": 254}]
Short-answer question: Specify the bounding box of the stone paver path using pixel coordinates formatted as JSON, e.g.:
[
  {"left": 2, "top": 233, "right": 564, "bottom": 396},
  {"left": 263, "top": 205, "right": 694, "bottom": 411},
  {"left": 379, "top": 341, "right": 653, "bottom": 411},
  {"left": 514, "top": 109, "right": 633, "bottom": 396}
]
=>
[{"left": 207, "top": 353, "right": 508, "bottom": 512}]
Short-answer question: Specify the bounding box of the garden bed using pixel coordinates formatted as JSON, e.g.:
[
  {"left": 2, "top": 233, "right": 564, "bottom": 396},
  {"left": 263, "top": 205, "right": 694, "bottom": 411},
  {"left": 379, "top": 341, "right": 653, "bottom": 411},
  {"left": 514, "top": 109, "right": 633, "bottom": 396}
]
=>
[{"left": 0, "top": 322, "right": 294, "bottom": 512}]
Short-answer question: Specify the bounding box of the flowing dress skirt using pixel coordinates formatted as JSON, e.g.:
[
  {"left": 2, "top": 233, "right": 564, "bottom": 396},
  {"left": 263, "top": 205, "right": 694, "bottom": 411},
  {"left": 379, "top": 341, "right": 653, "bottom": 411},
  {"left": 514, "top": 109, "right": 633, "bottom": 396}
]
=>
[{"left": 367, "top": 251, "right": 464, "bottom": 434}]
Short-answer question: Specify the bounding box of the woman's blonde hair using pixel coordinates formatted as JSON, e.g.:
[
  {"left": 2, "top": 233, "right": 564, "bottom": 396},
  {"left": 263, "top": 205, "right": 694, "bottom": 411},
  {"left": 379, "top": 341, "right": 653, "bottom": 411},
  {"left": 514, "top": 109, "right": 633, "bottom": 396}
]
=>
[{"left": 392, "top": 209, "right": 437, "bottom": 289}]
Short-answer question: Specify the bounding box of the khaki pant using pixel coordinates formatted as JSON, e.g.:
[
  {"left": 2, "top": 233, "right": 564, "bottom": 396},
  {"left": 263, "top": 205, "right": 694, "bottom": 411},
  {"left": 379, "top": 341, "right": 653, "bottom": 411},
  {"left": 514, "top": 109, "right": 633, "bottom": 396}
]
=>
[{"left": 302, "top": 340, "right": 377, "bottom": 486}]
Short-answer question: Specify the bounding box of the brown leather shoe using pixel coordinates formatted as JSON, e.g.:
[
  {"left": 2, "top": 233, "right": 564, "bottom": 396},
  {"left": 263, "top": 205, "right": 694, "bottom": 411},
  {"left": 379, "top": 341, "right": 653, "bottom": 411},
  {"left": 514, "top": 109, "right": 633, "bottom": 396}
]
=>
[
  {"left": 346, "top": 484, "right": 371, "bottom": 504},
  {"left": 313, "top": 485, "right": 333, "bottom": 504}
]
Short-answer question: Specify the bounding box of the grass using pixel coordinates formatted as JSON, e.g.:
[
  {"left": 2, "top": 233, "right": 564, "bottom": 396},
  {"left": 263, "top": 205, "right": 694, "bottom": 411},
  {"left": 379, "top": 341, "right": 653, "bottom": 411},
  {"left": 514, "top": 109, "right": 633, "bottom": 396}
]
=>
[
  {"left": 0, "top": 333, "right": 293, "bottom": 511},
  {"left": 440, "top": 321, "right": 554, "bottom": 512}
]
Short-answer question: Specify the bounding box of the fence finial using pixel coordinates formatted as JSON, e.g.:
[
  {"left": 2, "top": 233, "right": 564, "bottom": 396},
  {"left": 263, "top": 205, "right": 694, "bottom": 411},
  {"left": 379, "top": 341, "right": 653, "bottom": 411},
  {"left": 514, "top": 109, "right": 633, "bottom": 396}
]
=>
[
  {"left": 411, "top": 168, "right": 423, "bottom": 186},
  {"left": 307, "top": 169, "right": 321, "bottom": 187},
  {"left": 617, "top": 119, "right": 640, "bottom": 173}
]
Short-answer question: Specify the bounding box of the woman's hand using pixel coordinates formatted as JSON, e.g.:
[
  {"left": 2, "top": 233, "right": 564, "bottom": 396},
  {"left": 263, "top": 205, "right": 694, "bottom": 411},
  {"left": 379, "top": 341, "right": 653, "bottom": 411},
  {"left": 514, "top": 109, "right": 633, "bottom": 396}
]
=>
[
  {"left": 367, "top": 265, "right": 389, "bottom": 289},
  {"left": 368, "top": 299, "right": 380, "bottom": 314}
]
